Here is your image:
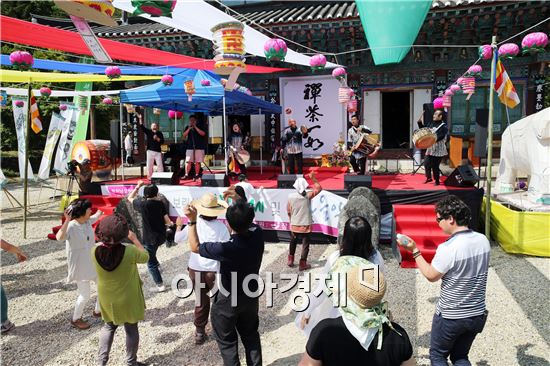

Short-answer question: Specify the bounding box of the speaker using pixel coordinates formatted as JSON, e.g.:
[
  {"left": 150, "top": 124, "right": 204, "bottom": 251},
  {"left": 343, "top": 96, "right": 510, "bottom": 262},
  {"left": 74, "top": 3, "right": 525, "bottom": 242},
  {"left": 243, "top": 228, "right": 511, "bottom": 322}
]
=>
[
  {"left": 474, "top": 109, "right": 489, "bottom": 158},
  {"left": 344, "top": 174, "right": 372, "bottom": 191},
  {"left": 277, "top": 174, "right": 299, "bottom": 189},
  {"left": 151, "top": 172, "right": 179, "bottom": 185},
  {"left": 444, "top": 165, "right": 479, "bottom": 187},
  {"left": 110, "top": 120, "right": 120, "bottom": 158},
  {"left": 201, "top": 174, "right": 229, "bottom": 187}
]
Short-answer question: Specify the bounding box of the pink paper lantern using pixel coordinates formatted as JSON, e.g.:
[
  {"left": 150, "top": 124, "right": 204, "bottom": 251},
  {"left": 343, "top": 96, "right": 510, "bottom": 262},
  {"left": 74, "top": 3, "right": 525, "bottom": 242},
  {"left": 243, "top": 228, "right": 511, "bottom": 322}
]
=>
[
  {"left": 161, "top": 74, "right": 174, "bottom": 86},
  {"left": 338, "top": 87, "right": 352, "bottom": 104},
  {"left": 9, "top": 51, "right": 34, "bottom": 71},
  {"left": 59, "top": 104, "right": 68, "bottom": 111},
  {"left": 264, "top": 38, "right": 288, "bottom": 62},
  {"left": 39, "top": 86, "right": 52, "bottom": 98},
  {"left": 201, "top": 79, "right": 211, "bottom": 86},
  {"left": 466, "top": 65, "right": 482, "bottom": 78},
  {"left": 105, "top": 66, "right": 121, "bottom": 79},
  {"left": 450, "top": 84, "right": 461, "bottom": 93},
  {"left": 521, "top": 32, "right": 548, "bottom": 54},
  {"left": 444, "top": 89, "right": 454, "bottom": 97},
  {"left": 442, "top": 95, "right": 452, "bottom": 108},
  {"left": 478, "top": 45, "right": 493, "bottom": 60},
  {"left": 347, "top": 99, "right": 358, "bottom": 113},
  {"left": 457, "top": 77, "right": 464, "bottom": 85},
  {"left": 461, "top": 77, "right": 476, "bottom": 94},
  {"left": 498, "top": 43, "right": 520, "bottom": 59},
  {"left": 433, "top": 97, "right": 444, "bottom": 110},
  {"left": 15, "top": 100, "right": 25, "bottom": 108},
  {"left": 168, "top": 110, "right": 183, "bottom": 119},
  {"left": 309, "top": 54, "right": 327, "bottom": 72},
  {"left": 102, "top": 97, "right": 113, "bottom": 105},
  {"left": 332, "top": 67, "right": 347, "bottom": 82}
]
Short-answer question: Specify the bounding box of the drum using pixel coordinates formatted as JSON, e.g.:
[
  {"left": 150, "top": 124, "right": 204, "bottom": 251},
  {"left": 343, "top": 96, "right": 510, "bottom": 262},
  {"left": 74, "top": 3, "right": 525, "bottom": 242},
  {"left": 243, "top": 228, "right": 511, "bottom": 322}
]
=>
[
  {"left": 352, "top": 134, "right": 377, "bottom": 155},
  {"left": 236, "top": 149, "right": 250, "bottom": 165},
  {"left": 71, "top": 140, "right": 120, "bottom": 179},
  {"left": 412, "top": 128, "right": 437, "bottom": 149}
]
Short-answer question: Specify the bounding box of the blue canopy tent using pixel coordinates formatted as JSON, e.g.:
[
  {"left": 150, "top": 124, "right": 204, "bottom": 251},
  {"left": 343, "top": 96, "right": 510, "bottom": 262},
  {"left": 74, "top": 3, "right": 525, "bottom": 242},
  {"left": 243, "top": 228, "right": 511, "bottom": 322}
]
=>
[{"left": 120, "top": 69, "right": 282, "bottom": 173}]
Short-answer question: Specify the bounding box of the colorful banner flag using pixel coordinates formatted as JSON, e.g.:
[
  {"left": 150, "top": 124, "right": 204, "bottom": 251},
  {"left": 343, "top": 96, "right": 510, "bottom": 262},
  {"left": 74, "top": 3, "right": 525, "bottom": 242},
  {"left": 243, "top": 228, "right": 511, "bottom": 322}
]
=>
[
  {"left": 72, "top": 81, "right": 92, "bottom": 146},
  {"left": 37, "top": 113, "right": 63, "bottom": 180},
  {"left": 0, "top": 90, "right": 7, "bottom": 108},
  {"left": 30, "top": 90, "right": 43, "bottom": 133},
  {"left": 53, "top": 106, "right": 77, "bottom": 175},
  {"left": 11, "top": 98, "right": 35, "bottom": 180},
  {"left": 494, "top": 60, "right": 520, "bottom": 109}
]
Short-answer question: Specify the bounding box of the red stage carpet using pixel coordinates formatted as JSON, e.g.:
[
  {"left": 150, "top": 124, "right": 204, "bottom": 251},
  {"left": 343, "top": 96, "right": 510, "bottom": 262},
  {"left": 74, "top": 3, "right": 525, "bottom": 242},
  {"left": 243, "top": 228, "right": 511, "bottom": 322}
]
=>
[{"left": 394, "top": 204, "right": 448, "bottom": 268}]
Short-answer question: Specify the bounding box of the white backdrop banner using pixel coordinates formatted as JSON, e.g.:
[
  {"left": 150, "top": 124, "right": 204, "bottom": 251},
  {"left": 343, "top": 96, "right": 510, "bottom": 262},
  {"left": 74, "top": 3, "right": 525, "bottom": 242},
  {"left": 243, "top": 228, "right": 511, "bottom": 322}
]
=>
[
  {"left": 53, "top": 107, "right": 77, "bottom": 174},
  {"left": 38, "top": 113, "right": 63, "bottom": 180},
  {"left": 280, "top": 75, "right": 346, "bottom": 157},
  {"left": 12, "top": 98, "right": 34, "bottom": 180},
  {"left": 100, "top": 185, "right": 347, "bottom": 237}
]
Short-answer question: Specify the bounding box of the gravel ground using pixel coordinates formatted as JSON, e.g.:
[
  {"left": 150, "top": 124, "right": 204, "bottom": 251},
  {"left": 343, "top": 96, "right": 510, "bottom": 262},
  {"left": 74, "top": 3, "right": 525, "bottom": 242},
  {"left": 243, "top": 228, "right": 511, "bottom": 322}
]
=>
[{"left": 1, "top": 180, "right": 549, "bottom": 366}]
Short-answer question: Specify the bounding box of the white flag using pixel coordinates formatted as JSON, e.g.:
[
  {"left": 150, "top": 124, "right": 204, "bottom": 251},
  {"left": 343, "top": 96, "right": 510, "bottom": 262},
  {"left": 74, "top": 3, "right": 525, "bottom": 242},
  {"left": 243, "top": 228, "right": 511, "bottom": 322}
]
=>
[
  {"left": 53, "top": 107, "right": 77, "bottom": 175},
  {"left": 37, "top": 113, "right": 63, "bottom": 180},
  {"left": 11, "top": 98, "right": 35, "bottom": 180}
]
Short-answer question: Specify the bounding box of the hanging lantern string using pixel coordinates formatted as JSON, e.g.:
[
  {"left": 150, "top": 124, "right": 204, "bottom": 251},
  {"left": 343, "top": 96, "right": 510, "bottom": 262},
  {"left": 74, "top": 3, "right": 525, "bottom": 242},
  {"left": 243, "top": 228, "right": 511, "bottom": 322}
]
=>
[{"left": 497, "top": 16, "right": 550, "bottom": 45}]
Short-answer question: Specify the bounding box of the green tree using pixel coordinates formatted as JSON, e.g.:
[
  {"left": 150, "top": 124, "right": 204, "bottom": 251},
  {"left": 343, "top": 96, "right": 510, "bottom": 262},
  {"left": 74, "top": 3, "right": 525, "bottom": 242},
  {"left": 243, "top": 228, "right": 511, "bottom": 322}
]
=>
[{"left": 0, "top": 1, "right": 66, "bottom": 20}]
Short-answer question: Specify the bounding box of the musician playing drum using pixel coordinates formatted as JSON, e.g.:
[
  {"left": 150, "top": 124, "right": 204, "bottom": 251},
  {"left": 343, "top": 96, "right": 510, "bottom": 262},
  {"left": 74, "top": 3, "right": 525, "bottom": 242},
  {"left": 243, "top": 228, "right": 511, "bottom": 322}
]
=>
[
  {"left": 281, "top": 118, "right": 308, "bottom": 174},
  {"left": 347, "top": 114, "right": 380, "bottom": 175},
  {"left": 227, "top": 122, "right": 249, "bottom": 178},
  {"left": 417, "top": 109, "right": 448, "bottom": 186}
]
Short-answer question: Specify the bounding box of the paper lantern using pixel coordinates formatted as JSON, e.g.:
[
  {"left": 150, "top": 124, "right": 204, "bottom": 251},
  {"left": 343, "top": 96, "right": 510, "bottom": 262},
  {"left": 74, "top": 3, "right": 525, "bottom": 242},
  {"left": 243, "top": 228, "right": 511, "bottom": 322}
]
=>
[
  {"left": 15, "top": 100, "right": 25, "bottom": 108},
  {"left": 200, "top": 79, "right": 211, "bottom": 86},
  {"left": 309, "top": 54, "right": 327, "bottom": 72},
  {"left": 124, "top": 104, "right": 135, "bottom": 114},
  {"left": 433, "top": 97, "right": 444, "bottom": 110},
  {"left": 444, "top": 89, "right": 454, "bottom": 97},
  {"left": 39, "top": 86, "right": 52, "bottom": 98},
  {"left": 461, "top": 77, "right": 476, "bottom": 94},
  {"left": 332, "top": 67, "right": 347, "bottom": 82},
  {"left": 168, "top": 110, "right": 183, "bottom": 119},
  {"left": 450, "top": 84, "right": 461, "bottom": 93},
  {"left": 522, "top": 32, "right": 548, "bottom": 54},
  {"left": 54, "top": 0, "right": 116, "bottom": 26},
  {"left": 348, "top": 89, "right": 355, "bottom": 97},
  {"left": 338, "top": 87, "right": 352, "bottom": 104},
  {"left": 264, "top": 38, "right": 288, "bottom": 62},
  {"left": 442, "top": 95, "right": 452, "bottom": 108},
  {"left": 102, "top": 97, "right": 113, "bottom": 105},
  {"left": 498, "top": 43, "right": 519, "bottom": 59},
  {"left": 9, "top": 51, "right": 34, "bottom": 71},
  {"left": 153, "top": 108, "right": 161, "bottom": 115},
  {"left": 347, "top": 99, "right": 358, "bottom": 113},
  {"left": 59, "top": 104, "right": 68, "bottom": 111},
  {"left": 466, "top": 65, "right": 482, "bottom": 78},
  {"left": 131, "top": 0, "right": 176, "bottom": 17},
  {"left": 184, "top": 80, "right": 196, "bottom": 102},
  {"left": 211, "top": 21, "right": 246, "bottom": 75},
  {"left": 479, "top": 45, "right": 493, "bottom": 60},
  {"left": 105, "top": 66, "right": 121, "bottom": 79},
  {"left": 161, "top": 74, "right": 174, "bottom": 86}
]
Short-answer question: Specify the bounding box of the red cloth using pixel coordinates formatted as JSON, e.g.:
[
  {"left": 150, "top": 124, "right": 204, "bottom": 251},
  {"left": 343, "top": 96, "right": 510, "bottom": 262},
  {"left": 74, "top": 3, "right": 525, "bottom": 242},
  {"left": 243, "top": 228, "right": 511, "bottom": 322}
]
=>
[{"left": 0, "top": 16, "right": 289, "bottom": 74}]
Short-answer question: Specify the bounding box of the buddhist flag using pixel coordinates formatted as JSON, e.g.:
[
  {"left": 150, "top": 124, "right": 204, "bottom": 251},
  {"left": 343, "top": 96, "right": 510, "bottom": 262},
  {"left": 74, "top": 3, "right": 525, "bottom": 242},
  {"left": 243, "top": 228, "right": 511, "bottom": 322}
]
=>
[
  {"left": 494, "top": 60, "right": 520, "bottom": 109},
  {"left": 30, "top": 91, "right": 43, "bottom": 133}
]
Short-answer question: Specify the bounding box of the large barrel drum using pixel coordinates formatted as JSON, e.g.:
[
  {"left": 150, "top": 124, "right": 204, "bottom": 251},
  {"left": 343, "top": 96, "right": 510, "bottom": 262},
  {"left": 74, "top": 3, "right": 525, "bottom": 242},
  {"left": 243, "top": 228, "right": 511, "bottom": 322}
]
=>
[{"left": 71, "top": 140, "right": 120, "bottom": 179}]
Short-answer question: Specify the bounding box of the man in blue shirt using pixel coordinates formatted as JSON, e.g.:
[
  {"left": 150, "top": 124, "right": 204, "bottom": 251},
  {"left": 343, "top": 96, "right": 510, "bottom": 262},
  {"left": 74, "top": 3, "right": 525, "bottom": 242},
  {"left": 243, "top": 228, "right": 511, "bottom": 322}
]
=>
[{"left": 185, "top": 200, "right": 264, "bottom": 366}]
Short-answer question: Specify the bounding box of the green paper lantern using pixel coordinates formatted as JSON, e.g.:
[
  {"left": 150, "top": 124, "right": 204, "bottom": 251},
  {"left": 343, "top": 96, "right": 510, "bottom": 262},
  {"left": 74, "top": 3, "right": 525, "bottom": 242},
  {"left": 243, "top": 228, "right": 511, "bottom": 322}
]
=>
[{"left": 131, "top": 0, "right": 176, "bottom": 17}]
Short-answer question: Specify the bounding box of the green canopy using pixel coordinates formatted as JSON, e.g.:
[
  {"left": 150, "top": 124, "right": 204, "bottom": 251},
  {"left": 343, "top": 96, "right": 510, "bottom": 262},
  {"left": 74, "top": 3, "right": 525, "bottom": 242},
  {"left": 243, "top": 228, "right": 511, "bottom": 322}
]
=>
[{"left": 356, "top": 0, "right": 431, "bottom": 65}]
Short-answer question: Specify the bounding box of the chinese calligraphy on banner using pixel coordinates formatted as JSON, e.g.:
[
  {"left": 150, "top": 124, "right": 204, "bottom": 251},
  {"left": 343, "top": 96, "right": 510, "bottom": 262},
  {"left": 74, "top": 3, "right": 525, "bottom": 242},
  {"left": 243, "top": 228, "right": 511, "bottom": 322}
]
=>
[
  {"left": 280, "top": 75, "right": 346, "bottom": 156},
  {"left": 534, "top": 75, "right": 545, "bottom": 113}
]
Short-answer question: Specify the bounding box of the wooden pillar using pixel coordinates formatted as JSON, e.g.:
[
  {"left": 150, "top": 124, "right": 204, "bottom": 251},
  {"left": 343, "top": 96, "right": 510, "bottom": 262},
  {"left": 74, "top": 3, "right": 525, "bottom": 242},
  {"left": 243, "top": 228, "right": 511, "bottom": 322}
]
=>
[
  {"left": 89, "top": 105, "right": 96, "bottom": 139},
  {"left": 449, "top": 135, "right": 463, "bottom": 168}
]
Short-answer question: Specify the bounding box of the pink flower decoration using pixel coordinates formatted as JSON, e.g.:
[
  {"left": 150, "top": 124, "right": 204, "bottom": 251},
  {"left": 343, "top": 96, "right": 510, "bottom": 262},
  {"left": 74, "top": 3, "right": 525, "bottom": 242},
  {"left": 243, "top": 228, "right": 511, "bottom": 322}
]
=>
[
  {"left": 521, "top": 32, "right": 548, "bottom": 54},
  {"left": 161, "top": 74, "right": 174, "bottom": 86},
  {"left": 445, "top": 89, "right": 454, "bottom": 96},
  {"left": 347, "top": 99, "right": 358, "bottom": 113},
  {"left": 105, "top": 66, "right": 121, "bottom": 79},
  {"left": 59, "top": 104, "right": 68, "bottom": 111},
  {"left": 168, "top": 110, "right": 183, "bottom": 119},
  {"left": 201, "top": 79, "right": 211, "bottom": 86},
  {"left": 467, "top": 65, "right": 482, "bottom": 78},
  {"left": 309, "top": 54, "right": 327, "bottom": 72},
  {"left": 102, "top": 97, "right": 113, "bottom": 105},
  {"left": 450, "top": 84, "right": 461, "bottom": 93},
  {"left": 264, "top": 38, "right": 288, "bottom": 62},
  {"left": 433, "top": 97, "right": 444, "bottom": 110},
  {"left": 457, "top": 77, "right": 464, "bottom": 85},
  {"left": 15, "top": 100, "right": 25, "bottom": 108},
  {"left": 332, "top": 67, "right": 347, "bottom": 81},
  {"left": 9, "top": 51, "right": 34, "bottom": 71},
  {"left": 39, "top": 87, "right": 52, "bottom": 98},
  {"left": 478, "top": 45, "right": 493, "bottom": 60},
  {"left": 498, "top": 43, "right": 520, "bottom": 59}
]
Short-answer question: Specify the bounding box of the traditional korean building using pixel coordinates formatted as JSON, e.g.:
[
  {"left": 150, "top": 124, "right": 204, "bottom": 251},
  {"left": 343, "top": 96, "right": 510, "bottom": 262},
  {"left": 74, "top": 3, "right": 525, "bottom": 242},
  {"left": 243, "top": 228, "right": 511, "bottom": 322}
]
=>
[{"left": 34, "top": 1, "right": 549, "bottom": 166}]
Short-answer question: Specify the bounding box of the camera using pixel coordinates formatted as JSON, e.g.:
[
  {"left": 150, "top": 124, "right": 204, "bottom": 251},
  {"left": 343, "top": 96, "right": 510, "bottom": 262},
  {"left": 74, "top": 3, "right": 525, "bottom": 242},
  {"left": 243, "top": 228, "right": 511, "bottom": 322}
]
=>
[{"left": 67, "top": 160, "right": 80, "bottom": 175}]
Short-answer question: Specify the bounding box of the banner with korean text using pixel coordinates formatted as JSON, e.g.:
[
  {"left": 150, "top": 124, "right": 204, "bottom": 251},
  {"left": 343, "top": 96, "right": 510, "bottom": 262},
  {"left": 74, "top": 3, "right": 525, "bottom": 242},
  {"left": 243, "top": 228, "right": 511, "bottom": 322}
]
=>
[{"left": 11, "top": 98, "right": 35, "bottom": 179}]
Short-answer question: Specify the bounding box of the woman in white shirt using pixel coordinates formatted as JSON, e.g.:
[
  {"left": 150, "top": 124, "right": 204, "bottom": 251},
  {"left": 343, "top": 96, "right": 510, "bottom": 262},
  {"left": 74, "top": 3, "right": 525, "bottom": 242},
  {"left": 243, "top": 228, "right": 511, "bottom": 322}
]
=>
[
  {"left": 296, "top": 216, "right": 385, "bottom": 337},
  {"left": 56, "top": 199, "right": 103, "bottom": 330}
]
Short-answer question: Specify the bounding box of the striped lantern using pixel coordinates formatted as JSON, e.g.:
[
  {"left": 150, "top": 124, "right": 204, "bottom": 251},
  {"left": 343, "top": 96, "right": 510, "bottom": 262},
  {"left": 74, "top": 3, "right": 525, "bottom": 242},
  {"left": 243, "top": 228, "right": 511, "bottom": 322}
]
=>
[
  {"left": 461, "top": 77, "right": 476, "bottom": 94},
  {"left": 338, "top": 87, "right": 352, "bottom": 104},
  {"left": 442, "top": 95, "right": 452, "bottom": 108},
  {"left": 347, "top": 99, "right": 358, "bottom": 113},
  {"left": 211, "top": 21, "right": 246, "bottom": 75}
]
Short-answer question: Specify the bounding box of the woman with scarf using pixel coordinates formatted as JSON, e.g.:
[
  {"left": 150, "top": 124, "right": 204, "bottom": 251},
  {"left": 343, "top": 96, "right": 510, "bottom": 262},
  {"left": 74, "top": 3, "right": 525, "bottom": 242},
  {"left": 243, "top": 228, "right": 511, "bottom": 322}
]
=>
[
  {"left": 298, "top": 256, "right": 414, "bottom": 366},
  {"left": 92, "top": 214, "right": 149, "bottom": 366}
]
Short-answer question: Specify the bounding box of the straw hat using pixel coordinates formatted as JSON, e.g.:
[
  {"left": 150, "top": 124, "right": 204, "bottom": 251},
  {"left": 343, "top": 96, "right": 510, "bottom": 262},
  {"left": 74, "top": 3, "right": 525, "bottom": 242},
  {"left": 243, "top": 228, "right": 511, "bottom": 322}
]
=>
[{"left": 191, "top": 192, "right": 228, "bottom": 217}]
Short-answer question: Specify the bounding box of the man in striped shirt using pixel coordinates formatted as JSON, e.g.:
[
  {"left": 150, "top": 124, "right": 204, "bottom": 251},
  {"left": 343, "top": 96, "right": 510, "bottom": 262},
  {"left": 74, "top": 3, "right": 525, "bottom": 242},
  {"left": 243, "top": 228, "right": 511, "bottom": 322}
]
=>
[{"left": 398, "top": 195, "right": 490, "bottom": 365}]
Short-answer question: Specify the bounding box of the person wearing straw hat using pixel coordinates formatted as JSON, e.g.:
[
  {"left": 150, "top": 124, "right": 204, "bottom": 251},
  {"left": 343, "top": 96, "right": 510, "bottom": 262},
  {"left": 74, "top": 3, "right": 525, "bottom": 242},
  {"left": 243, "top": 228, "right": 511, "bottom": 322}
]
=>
[
  {"left": 287, "top": 172, "right": 322, "bottom": 271},
  {"left": 174, "top": 193, "right": 230, "bottom": 345},
  {"left": 184, "top": 200, "right": 264, "bottom": 366},
  {"left": 299, "top": 256, "right": 414, "bottom": 366}
]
